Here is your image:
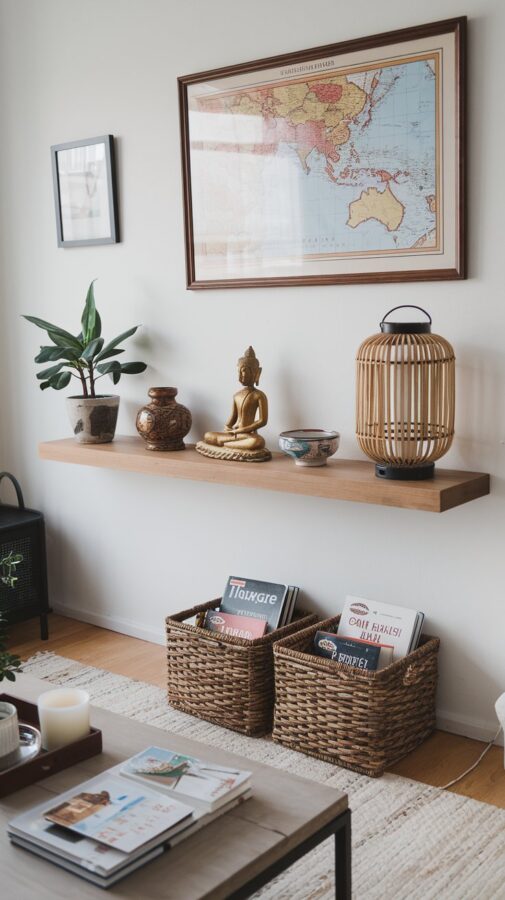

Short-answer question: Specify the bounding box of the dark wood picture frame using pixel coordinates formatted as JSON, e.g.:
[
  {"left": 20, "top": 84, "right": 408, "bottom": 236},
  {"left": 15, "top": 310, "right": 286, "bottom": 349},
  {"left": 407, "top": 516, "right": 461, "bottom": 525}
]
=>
[
  {"left": 51, "top": 135, "right": 119, "bottom": 247},
  {"left": 179, "top": 17, "right": 466, "bottom": 289}
]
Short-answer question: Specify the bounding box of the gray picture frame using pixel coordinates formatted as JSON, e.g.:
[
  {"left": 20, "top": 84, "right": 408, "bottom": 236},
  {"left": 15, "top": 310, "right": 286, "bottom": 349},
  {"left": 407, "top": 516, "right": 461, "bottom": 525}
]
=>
[{"left": 51, "top": 135, "right": 119, "bottom": 247}]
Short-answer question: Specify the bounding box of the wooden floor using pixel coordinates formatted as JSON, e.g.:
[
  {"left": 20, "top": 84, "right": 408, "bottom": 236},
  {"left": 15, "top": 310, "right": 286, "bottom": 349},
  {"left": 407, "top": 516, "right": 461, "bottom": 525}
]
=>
[{"left": 8, "top": 614, "right": 505, "bottom": 809}]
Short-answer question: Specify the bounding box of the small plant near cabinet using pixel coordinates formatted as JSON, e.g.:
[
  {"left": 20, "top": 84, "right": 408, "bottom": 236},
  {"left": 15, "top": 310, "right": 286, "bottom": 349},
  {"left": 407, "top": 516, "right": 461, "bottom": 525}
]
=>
[
  {"left": 0, "top": 550, "right": 23, "bottom": 590},
  {"left": 24, "top": 281, "right": 147, "bottom": 443},
  {"left": 0, "top": 614, "right": 22, "bottom": 683}
]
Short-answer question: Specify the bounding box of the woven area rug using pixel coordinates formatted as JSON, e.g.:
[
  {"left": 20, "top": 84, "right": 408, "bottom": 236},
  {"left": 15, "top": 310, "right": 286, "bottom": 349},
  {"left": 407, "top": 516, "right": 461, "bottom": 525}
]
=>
[{"left": 21, "top": 652, "right": 505, "bottom": 900}]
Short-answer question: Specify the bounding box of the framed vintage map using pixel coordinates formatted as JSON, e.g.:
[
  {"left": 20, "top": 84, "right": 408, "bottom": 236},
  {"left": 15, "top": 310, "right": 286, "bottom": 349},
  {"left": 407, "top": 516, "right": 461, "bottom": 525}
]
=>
[{"left": 179, "top": 18, "right": 466, "bottom": 288}]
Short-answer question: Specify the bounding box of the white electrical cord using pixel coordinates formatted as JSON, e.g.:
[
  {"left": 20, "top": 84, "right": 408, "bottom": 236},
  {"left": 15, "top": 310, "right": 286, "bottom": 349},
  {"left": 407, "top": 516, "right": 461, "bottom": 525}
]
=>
[{"left": 439, "top": 725, "right": 502, "bottom": 790}]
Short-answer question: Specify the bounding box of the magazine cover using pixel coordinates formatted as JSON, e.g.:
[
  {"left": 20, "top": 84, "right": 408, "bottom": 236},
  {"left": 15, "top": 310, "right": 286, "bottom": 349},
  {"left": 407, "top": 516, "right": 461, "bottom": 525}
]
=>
[
  {"left": 338, "top": 595, "right": 422, "bottom": 659},
  {"left": 221, "top": 576, "right": 288, "bottom": 631},
  {"left": 43, "top": 775, "right": 193, "bottom": 853},
  {"left": 121, "top": 747, "right": 251, "bottom": 807},
  {"left": 10, "top": 810, "right": 134, "bottom": 874}
]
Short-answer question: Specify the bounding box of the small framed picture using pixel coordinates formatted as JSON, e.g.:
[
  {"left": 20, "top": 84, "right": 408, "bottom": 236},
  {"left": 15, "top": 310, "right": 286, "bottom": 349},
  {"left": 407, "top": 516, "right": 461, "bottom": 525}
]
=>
[{"left": 51, "top": 135, "right": 119, "bottom": 247}]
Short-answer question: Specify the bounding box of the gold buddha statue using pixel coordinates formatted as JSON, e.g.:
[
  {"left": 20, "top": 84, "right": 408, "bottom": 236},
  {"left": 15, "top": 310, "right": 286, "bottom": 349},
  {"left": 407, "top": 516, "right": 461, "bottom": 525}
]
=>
[{"left": 196, "top": 346, "right": 272, "bottom": 462}]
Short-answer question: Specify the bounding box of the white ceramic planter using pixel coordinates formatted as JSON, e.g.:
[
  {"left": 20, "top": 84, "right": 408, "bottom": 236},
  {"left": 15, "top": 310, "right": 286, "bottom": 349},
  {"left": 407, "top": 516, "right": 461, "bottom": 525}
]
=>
[{"left": 66, "top": 395, "right": 120, "bottom": 444}]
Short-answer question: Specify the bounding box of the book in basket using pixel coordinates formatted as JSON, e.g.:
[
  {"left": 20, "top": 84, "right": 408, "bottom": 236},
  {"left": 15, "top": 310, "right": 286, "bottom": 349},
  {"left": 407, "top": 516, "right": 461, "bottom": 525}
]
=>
[
  {"left": 338, "top": 595, "right": 424, "bottom": 660},
  {"left": 204, "top": 609, "right": 268, "bottom": 639},
  {"left": 221, "top": 576, "right": 297, "bottom": 631},
  {"left": 314, "top": 631, "right": 382, "bottom": 670}
]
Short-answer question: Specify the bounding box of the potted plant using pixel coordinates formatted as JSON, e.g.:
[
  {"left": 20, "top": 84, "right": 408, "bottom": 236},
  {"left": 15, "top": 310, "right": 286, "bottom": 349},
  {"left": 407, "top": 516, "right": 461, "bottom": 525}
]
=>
[
  {"left": 24, "top": 281, "right": 147, "bottom": 443},
  {"left": 0, "top": 550, "right": 23, "bottom": 589},
  {"left": 0, "top": 614, "right": 22, "bottom": 683}
]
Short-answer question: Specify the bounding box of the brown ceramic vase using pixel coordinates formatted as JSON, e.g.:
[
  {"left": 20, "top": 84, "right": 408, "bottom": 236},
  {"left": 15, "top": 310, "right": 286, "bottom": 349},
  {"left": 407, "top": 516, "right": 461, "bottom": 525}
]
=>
[{"left": 136, "top": 387, "right": 192, "bottom": 451}]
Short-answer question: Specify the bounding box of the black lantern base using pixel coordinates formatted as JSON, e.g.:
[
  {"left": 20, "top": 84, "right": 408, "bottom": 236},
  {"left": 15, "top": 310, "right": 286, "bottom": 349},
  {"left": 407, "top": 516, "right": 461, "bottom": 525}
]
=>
[{"left": 375, "top": 462, "right": 435, "bottom": 481}]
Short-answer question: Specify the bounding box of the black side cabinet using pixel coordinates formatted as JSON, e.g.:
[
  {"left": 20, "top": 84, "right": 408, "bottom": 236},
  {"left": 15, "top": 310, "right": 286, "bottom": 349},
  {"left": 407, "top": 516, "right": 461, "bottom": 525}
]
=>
[{"left": 0, "top": 472, "right": 49, "bottom": 640}]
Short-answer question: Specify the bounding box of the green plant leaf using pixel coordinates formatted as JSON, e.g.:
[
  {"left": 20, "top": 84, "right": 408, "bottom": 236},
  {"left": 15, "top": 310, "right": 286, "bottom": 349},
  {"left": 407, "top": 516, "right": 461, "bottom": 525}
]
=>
[
  {"left": 46, "top": 330, "right": 83, "bottom": 352},
  {"left": 120, "top": 362, "right": 147, "bottom": 374},
  {"left": 51, "top": 371, "right": 72, "bottom": 390},
  {"left": 40, "top": 371, "right": 72, "bottom": 391},
  {"left": 35, "top": 346, "right": 60, "bottom": 363},
  {"left": 96, "top": 360, "right": 123, "bottom": 385},
  {"left": 23, "top": 316, "right": 83, "bottom": 352},
  {"left": 99, "top": 326, "right": 139, "bottom": 358},
  {"left": 35, "top": 346, "right": 79, "bottom": 363},
  {"left": 81, "top": 337, "right": 104, "bottom": 362},
  {"left": 95, "top": 347, "right": 125, "bottom": 363},
  {"left": 93, "top": 309, "right": 102, "bottom": 341},
  {"left": 81, "top": 280, "right": 101, "bottom": 343},
  {"left": 36, "top": 362, "right": 66, "bottom": 380},
  {"left": 96, "top": 360, "right": 121, "bottom": 376}
]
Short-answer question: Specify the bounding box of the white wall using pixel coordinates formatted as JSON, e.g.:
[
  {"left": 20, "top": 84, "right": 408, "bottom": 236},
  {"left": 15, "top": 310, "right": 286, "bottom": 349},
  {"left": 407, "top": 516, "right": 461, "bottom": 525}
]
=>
[{"left": 0, "top": 0, "right": 504, "bottom": 740}]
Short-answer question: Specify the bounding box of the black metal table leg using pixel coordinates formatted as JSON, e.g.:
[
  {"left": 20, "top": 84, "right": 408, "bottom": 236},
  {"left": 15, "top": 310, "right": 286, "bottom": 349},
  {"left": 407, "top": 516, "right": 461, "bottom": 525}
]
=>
[
  {"left": 335, "top": 808, "right": 352, "bottom": 899},
  {"left": 228, "top": 808, "right": 352, "bottom": 899}
]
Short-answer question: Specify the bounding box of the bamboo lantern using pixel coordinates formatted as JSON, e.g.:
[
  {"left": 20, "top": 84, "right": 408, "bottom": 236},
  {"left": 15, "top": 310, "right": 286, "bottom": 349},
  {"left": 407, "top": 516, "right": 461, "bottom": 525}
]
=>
[{"left": 356, "top": 306, "right": 455, "bottom": 480}]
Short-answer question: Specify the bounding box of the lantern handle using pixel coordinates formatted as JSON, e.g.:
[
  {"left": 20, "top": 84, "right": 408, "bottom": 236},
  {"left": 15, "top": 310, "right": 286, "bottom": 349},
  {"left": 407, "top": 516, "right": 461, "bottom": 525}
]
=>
[
  {"left": 381, "top": 305, "right": 432, "bottom": 325},
  {"left": 0, "top": 472, "right": 25, "bottom": 509}
]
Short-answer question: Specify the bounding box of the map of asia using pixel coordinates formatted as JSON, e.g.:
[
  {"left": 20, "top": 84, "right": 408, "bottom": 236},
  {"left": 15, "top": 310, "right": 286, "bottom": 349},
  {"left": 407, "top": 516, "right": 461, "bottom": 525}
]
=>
[{"left": 189, "top": 52, "right": 440, "bottom": 267}]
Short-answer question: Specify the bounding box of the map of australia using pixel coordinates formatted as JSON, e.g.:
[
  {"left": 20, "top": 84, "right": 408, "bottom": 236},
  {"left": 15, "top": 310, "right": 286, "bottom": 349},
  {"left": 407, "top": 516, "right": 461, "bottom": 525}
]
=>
[{"left": 190, "top": 54, "right": 439, "bottom": 261}]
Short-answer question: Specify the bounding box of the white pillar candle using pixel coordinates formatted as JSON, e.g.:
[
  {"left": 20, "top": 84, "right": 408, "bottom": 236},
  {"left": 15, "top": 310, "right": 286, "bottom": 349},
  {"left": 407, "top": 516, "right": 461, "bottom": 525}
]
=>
[{"left": 38, "top": 688, "right": 90, "bottom": 751}]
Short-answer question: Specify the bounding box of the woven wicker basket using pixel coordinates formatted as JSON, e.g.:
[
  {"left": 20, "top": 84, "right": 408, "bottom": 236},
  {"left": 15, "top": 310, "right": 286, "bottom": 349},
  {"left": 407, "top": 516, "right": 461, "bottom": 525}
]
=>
[
  {"left": 272, "top": 616, "right": 439, "bottom": 777},
  {"left": 166, "top": 600, "right": 317, "bottom": 737}
]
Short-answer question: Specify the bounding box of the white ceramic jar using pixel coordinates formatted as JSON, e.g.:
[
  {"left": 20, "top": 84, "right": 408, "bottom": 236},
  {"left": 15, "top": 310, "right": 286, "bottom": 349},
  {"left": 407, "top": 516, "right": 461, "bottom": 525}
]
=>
[{"left": 0, "top": 701, "right": 20, "bottom": 764}]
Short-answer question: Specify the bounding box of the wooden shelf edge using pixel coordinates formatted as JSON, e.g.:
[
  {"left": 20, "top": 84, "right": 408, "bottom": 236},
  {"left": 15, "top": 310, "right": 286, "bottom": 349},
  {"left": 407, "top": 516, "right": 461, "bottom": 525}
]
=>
[{"left": 38, "top": 437, "right": 490, "bottom": 514}]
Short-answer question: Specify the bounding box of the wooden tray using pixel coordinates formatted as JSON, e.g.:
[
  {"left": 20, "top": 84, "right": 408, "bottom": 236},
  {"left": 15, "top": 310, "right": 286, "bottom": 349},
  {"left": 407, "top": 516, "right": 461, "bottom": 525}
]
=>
[{"left": 0, "top": 693, "right": 102, "bottom": 798}]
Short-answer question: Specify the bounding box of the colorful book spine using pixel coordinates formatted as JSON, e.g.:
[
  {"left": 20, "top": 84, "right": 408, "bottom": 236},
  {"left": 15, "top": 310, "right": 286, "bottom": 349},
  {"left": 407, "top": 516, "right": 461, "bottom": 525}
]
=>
[
  {"left": 204, "top": 610, "right": 267, "bottom": 640},
  {"left": 221, "top": 576, "right": 289, "bottom": 631},
  {"left": 313, "top": 631, "right": 381, "bottom": 670}
]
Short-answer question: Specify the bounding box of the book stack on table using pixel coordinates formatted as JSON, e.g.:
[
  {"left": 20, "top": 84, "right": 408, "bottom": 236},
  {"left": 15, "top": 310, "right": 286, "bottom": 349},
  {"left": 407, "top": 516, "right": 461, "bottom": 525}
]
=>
[
  {"left": 8, "top": 746, "right": 251, "bottom": 888},
  {"left": 204, "top": 576, "right": 299, "bottom": 639}
]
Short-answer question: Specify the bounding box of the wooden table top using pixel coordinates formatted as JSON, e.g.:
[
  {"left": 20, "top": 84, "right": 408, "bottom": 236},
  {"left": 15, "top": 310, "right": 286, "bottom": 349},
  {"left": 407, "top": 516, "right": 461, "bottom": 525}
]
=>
[{"left": 0, "top": 674, "right": 347, "bottom": 899}]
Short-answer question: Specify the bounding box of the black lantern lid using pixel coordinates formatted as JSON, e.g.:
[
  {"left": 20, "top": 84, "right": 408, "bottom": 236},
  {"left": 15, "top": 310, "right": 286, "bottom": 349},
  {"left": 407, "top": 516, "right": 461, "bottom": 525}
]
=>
[{"left": 380, "top": 305, "right": 432, "bottom": 334}]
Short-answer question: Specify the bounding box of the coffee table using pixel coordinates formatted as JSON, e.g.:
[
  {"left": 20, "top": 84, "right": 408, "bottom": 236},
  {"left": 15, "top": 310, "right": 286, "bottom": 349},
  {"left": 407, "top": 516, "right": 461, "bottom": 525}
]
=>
[{"left": 0, "top": 674, "right": 351, "bottom": 899}]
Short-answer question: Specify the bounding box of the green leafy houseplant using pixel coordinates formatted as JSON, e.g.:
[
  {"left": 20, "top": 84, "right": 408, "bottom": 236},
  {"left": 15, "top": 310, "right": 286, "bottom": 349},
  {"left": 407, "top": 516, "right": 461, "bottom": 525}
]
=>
[
  {"left": 0, "top": 614, "right": 22, "bottom": 683},
  {"left": 23, "top": 281, "right": 147, "bottom": 397},
  {"left": 0, "top": 550, "right": 23, "bottom": 589}
]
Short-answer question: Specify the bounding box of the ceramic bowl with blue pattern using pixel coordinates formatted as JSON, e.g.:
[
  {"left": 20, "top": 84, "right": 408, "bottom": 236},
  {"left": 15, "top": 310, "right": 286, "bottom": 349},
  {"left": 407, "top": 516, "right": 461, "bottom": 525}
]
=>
[{"left": 279, "top": 430, "right": 340, "bottom": 467}]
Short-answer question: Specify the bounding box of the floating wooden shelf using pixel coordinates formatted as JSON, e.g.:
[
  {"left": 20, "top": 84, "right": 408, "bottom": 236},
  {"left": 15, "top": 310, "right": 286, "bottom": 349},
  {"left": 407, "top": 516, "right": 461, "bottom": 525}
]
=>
[{"left": 39, "top": 436, "right": 490, "bottom": 513}]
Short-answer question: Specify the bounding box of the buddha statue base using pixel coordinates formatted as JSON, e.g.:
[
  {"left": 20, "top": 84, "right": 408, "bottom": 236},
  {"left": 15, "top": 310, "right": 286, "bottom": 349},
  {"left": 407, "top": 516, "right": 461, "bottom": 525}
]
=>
[{"left": 195, "top": 440, "right": 272, "bottom": 463}]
